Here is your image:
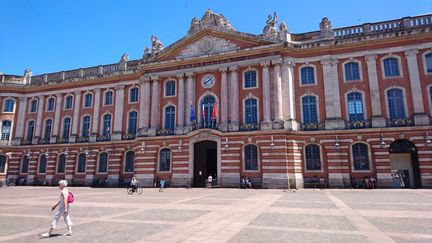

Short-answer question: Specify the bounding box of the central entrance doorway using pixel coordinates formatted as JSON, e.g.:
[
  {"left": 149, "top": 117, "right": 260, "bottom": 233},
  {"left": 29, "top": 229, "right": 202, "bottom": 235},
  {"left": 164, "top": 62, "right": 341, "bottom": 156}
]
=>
[
  {"left": 389, "top": 139, "right": 421, "bottom": 188},
  {"left": 193, "top": 140, "right": 217, "bottom": 187}
]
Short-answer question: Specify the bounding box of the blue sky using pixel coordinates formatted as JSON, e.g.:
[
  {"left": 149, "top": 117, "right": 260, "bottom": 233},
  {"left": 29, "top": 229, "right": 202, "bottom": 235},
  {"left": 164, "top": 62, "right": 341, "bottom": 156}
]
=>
[{"left": 0, "top": 0, "right": 430, "bottom": 75}]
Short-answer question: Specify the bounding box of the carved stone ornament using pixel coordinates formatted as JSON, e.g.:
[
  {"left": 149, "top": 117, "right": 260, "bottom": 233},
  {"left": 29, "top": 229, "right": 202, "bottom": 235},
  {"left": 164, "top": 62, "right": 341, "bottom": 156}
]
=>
[
  {"left": 151, "top": 35, "right": 164, "bottom": 54},
  {"left": 188, "top": 9, "right": 234, "bottom": 35},
  {"left": 263, "top": 12, "right": 278, "bottom": 39},
  {"left": 199, "top": 37, "right": 214, "bottom": 53},
  {"left": 119, "top": 53, "right": 128, "bottom": 63},
  {"left": 320, "top": 17, "right": 332, "bottom": 31}
]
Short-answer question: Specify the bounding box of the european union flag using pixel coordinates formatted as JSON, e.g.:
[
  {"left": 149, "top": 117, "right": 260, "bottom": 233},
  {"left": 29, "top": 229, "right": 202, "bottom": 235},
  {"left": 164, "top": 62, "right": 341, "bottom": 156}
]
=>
[{"left": 189, "top": 103, "right": 195, "bottom": 122}]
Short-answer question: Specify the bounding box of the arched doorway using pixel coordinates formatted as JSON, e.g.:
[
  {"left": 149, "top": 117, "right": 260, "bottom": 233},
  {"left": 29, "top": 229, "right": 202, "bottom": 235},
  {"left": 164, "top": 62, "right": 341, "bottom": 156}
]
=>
[
  {"left": 193, "top": 140, "right": 217, "bottom": 187},
  {"left": 389, "top": 139, "right": 421, "bottom": 188}
]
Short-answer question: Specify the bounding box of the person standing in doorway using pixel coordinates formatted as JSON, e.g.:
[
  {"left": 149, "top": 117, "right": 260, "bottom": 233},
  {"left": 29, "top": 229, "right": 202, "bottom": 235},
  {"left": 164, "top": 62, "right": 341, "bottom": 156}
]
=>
[
  {"left": 159, "top": 179, "right": 165, "bottom": 192},
  {"left": 206, "top": 174, "right": 213, "bottom": 189},
  {"left": 40, "top": 180, "right": 72, "bottom": 237}
]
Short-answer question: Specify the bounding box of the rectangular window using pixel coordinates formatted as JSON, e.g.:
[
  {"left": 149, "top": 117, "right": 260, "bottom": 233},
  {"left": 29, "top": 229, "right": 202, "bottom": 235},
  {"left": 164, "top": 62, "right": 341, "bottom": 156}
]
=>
[
  {"left": 301, "top": 67, "right": 315, "bottom": 85},
  {"left": 105, "top": 91, "right": 113, "bottom": 105},
  {"left": 65, "top": 96, "right": 73, "bottom": 109},
  {"left": 130, "top": 88, "right": 139, "bottom": 103},
  {"left": 84, "top": 94, "right": 92, "bottom": 107}
]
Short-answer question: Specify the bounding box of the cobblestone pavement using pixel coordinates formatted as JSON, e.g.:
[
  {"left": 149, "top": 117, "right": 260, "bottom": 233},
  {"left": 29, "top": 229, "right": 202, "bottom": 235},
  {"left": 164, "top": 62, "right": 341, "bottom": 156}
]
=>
[{"left": 0, "top": 187, "right": 432, "bottom": 242}]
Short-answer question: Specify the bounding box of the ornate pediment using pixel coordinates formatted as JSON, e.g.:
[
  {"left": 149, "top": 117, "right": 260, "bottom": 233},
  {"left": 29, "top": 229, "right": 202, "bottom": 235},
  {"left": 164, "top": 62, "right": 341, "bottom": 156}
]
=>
[{"left": 176, "top": 35, "right": 240, "bottom": 59}]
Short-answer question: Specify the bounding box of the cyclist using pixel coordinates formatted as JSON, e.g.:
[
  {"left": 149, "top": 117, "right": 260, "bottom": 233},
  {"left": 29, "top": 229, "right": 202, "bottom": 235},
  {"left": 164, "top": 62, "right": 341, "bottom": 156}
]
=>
[{"left": 130, "top": 177, "right": 139, "bottom": 192}]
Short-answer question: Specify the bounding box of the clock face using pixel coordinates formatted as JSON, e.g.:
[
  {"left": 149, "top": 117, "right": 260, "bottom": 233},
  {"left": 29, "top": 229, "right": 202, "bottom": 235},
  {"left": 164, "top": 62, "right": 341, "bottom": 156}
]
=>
[{"left": 201, "top": 75, "right": 215, "bottom": 88}]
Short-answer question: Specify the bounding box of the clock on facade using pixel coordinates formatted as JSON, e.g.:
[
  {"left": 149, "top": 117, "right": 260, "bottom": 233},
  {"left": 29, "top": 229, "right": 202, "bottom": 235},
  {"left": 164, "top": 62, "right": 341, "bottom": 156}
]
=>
[{"left": 201, "top": 74, "right": 215, "bottom": 88}]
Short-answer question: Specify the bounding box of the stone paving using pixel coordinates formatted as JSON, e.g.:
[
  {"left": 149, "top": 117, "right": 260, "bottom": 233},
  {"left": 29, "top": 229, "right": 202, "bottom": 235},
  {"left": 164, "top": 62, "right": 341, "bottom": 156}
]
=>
[{"left": 0, "top": 187, "right": 432, "bottom": 242}]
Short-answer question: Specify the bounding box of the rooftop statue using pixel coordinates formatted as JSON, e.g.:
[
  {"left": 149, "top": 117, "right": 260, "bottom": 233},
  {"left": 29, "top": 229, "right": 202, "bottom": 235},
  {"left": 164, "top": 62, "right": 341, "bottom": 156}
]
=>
[
  {"left": 263, "top": 12, "right": 278, "bottom": 39},
  {"left": 320, "top": 17, "right": 332, "bottom": 31},
  {"left": 23, "top": 68, "right": 32, "bottom": 77},
  {"left": 119, "top": 53, "right": 129, "bottom": 63},
  {"left": 188, "top": 9, "right": 234, "bottom": 34},
  {"left": 151, "top": 35, "right": 164, "bottom": 54},
  {"left": 279, "top": 21, "right": 288, "bottom": 32}
]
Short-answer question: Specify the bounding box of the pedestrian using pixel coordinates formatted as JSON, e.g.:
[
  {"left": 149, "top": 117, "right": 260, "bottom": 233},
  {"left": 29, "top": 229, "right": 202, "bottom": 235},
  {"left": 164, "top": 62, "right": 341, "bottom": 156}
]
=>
[
  {"left": 39, "top": 180, "right": 72, "bottom": 237},
  {"left": 159, "top": 179, "right": 165, "bottom": 192},
  {"left": 206, "top": 174, "right": 213, "bottom": 189}
]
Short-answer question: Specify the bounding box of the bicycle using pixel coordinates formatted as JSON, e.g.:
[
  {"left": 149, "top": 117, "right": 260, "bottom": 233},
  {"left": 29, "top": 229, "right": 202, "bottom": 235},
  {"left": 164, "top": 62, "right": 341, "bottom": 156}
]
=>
[{"left": 127, "top": 185, "right": 143, "bottom": 195}]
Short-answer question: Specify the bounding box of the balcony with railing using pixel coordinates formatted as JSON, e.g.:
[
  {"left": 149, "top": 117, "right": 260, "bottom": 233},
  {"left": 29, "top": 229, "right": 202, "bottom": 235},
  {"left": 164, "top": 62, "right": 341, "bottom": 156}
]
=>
[
  {"left": 76, "top": 136, "right": 89, "bottom": 143},
  {"left": 239, "top": 123, "right": 260, "bottom": 131},
  {"left": 38, "top": 138, "right": 50, "bottom": 144},
  {"left": 346, "top": 120, "right": 372, "bottom": 129},
  {"left": 56, "top": 137, "right": 69, "bottom": 144},
  {"left": 96, "top": 134, "right": 111, "bottom": 142},
  {"left": 122, "top": 133, "right": 136, "bottom": 140},
  {"left": 386, "top": 117, "right": 415, "bottom": 127},
  {"left": 300, "top": 122, "right": 325, "bottom": 131},
  {"left": 20, "top": 140, "right": 32, "bottom": 145},
  {"left": 156, "top": 129, "right": 175, "bottom": 136}
]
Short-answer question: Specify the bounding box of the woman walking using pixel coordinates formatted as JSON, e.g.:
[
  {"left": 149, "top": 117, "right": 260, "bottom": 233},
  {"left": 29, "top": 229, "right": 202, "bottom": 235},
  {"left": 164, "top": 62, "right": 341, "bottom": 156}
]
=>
[{"left": 40, "top": 180, "right": 72, "bottom": 237}]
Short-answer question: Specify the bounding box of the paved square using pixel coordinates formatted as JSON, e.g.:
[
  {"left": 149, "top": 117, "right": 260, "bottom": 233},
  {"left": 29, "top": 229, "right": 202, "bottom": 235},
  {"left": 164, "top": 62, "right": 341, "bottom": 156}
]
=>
[{"left": 0, "top": 187, "right": 432, "bottom": 242}]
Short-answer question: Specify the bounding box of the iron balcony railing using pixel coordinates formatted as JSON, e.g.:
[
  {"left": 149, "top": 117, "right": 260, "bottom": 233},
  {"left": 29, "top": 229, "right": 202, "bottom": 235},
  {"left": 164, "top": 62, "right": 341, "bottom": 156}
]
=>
[{"left": 386, "top": 117, "right": 415, "bottom": 127}]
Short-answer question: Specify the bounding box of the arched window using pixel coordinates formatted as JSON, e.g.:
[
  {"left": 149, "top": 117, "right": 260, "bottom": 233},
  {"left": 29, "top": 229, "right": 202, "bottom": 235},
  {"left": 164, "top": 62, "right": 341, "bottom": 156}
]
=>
[
  {"left": 129, "top": 87, "right": 139, "bottom": 103},
  {"left": 305, "top": 144, "right": 321, "bottom": 170},
  {"left": 352, "top": 143, "right": 370, "bottom": 170},
  {"left": 102, "top": 114, "right": 111, "bottom": 136},
  {"left": 159, "top": 148, "right": 171, "bottom": 172},
  {"left": 57, "top": 154, "right": 66, "bottom": 173},
  {"left": 30, "top": 99, "right": 37, "bottom": 113},
  {"left": 44, "top": 119, "right": 52, "bottom": 141},
  {"left": 3, "top": 99, "right": 15, "bottom": 112},
  {"left": 244, "top": 145, "right": 258, "bottom": 171},
  {"left": 26, "top": 121, "right": 35, "bottom": 141},
  {"left": 200, "top": 95, "right": 216, "bottom": 127},
  {"left": 65, "top": 95, "right": 73, "bottom": 109},
  {"left": 244, "top": 70, "right": 257, "bottom": 88},
  {"left": 383, "top": 57, "right": 400, "bottom": 77},
  {"left": 302, "top": 96, "right": 318, "bottom": 123},
  {"left": 387, "top": 89, "right": 405, "bottom": 119},
  {"left": 164, "top": 106, "right": 175, "bottom": 131},
  {"left": 38, "top": 154, "right": 47, "bottom": 174},
  {"left": 84, "top": 93, "right": 92, "bottom": 107},
  {"left": 77, "top": 153, "right": 86, "bottom": 173},
  {"left": 347, "top": 92, "right": 364, "bottom": 121},
  {"left": 104, "top": 91, "right": 113, "bottom": 105},
  {"left": 128, "top": 111, "right": 138, "bottom": 134},
  {"left": 82, "top": 116, "right": 91, "bottom": 137},
  {"left": 245, "top": 98, "right": 258, "bottom": 124},
  {"left": 21, "top": 155, "right": 29, "bottom": 173},
  {"left": 1, "top": 120, "right": 11, "bottom": 141},
  {"left": 47, "top": 97, "right": 55, "bottom": 111},
  {"left": 426, "top": 53, "right": 432, "bottom": 74},
  {"left": 124, "top": 151, "right": 134, "bottom": 173},
  {"left": 62, "top": 117, "right": 71, "bottom": 139},
  {"left": 301, "top": 66, "right": 315, "bottom": 85},
  {"left": 165, "top": 80, "right": 176, "bottom": 96},
  {"left": 98, "top": 152, "right": 108, "bottom": 173},
  {"left": 344, "top": 62, "right": 360, "bottom": 81},
  {"left": 0, "top": 155, "right": 7, "bottom": 173}
]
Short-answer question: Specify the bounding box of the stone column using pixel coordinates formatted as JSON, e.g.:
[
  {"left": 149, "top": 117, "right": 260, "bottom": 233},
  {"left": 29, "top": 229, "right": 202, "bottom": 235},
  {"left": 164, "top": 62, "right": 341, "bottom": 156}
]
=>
[
  {"left": 148, "top": 76, "right": 160, "bottom": 136},
  {"left": 112, "top": 85, "right": 125, "bottom": 141},
  {"left": 138, "top": 77, "right": 151, "bottom": 135},
  {"left": 50, "top": 93, "right": 63, "bottom": 143},
  {"left": 70, "top": 91, "right": 81, "bottom": 143},
  {"left": 321, "top": 57, "right": 345, "bottom": 130},
  {"left": 229, "top": 66, "right": 239, "bottom": 131},
  {"left": 365, "top": 54, "right": 386, "bottom": 127},
  {"left": 261, "top": 61, "right": 272, "bottom": 130},
  {"left": 272, "top": 60, "right": 284, "bottom": 129},
  {"left": 176, "top": 74, "right": 185, "bottom": 134},
  {"left": 89, "top": 89, "right": 101, "bottom": 142},
  {"left": 405, "top": 49, "right": 429, "bottom": 125},
  {"left": 281, "top": 59, "right": 298, "bottom": 130},
  {"left": 185, "top": 73, "right": 195, "bottom": 132},
  {"left": 220, "top": 68, "right": 228, "bottom": 131},
  {"left": 12, "top": 97, "right": 28, "bottom": 145},
  {"left": 33, "top": 95, "right": 44, "bottom": 144}
]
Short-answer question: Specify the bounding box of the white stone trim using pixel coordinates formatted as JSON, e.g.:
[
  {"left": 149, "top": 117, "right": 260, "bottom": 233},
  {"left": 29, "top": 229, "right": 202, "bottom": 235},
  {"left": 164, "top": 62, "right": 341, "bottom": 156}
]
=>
[
  {"left": 242, "top": 66, "right": 259, "bottom": 90},
  {"left": 298, "top": 63, "right": 318, "bottom": 86},
  {"left": 381, "top": 54, "right": 404, "bottom": 79},
  {"left": 163, "top": 78, "right": 177, "bottom": 98},
  {"left": 421, "top": 50, "right": 432, "bottom": 75},
  {"left": 102, "top": 89, "right": 114, "bottom": 106},
  {"left": 344, "top": 89, "right": 368, "bottom": 121},
  {"left": 300, "top": 92, "right": 320, "bottom": 123},
  {"left": 350, "top": 142, "right": 373, "bottom": 173},
  {"left": 123, "top": 150, "right": 135, "bottom": 174},
  {"left": 75, "top": 152, "right": 87, "bottom": 174},
  {"left": 342, "top": 59, "right": 363, "bottom": 82},
  {"left": 2, "top": 97, "right": 16, "bottom": 113},
  {"left": 384, "top": 86, "right": 409, "bottom": 119},
  {"left": 303, "top": 143, "right": 324, "bottom": 172},
  {"left": 157, "top": 147, "right": 172, "bottom": 173},
  {"left": 242, "top": 94, "right": 260, "bottom": 125},
  {"left": 242, "top": 143, "right": 260, "bottom": 172}
]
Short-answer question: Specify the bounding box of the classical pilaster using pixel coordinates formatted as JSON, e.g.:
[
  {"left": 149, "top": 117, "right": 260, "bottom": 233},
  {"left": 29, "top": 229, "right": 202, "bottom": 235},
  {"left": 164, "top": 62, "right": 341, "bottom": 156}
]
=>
[
  {"left": 229, "top": 66, "right": 239, "bottom": 131},
  {"left": 261, "top": 61, "right": 272, "bottom": 130},
  {"left": 220, "top": 68, "right": 228, "bottom": 132},
  {"left": 321, "top": 57, "right": 345, "bottom": 130},
  {"left": 12, "top": 97, "right": 28, "bottom": 145},
  {"left": 33, "top": 95, "right": 44, "bottom": 144},
  {"left": 176, "top": 74, "right": 185, "bottom": 134},
  {"left": 138, "top": 77, "right": 151, "bottom": 136},
  {"left": 281, "top": 59, "right": 298, "bottom": 130},
  {"left": 111, "top": 85, "right": 125, "bottom": 141},
  {"left": 365, "top": 54, "right": 386, "bottom": 127},
  {"left": 50, "top": 93, "right": 63, "bottom": 143},
  {"left": 405, "top": 49, "right": 429, "bottom": 125},
  {"left": 148, "top": 76, "right": 160, "bottom": 136},
  {"left": 272, "top": 60, "right": 284, "bottom": 129},
  {"left": 70, "top": 91, "right": 81, "bottom": 143},
  {"left": 89, "top": 89, "right": 101, "bottom": 142},
  {"left": 185, "top": 72, "right": 195, "bottom": 132}
]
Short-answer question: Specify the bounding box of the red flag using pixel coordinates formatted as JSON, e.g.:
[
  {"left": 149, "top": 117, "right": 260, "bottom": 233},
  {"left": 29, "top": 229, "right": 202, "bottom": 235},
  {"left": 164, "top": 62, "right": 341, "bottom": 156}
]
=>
[
  {"left": 201, "top": 103, "right": 205, "bottom": 119},
  {"left": 212, "top": 101, "right": 217, "bottom": 119}
]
